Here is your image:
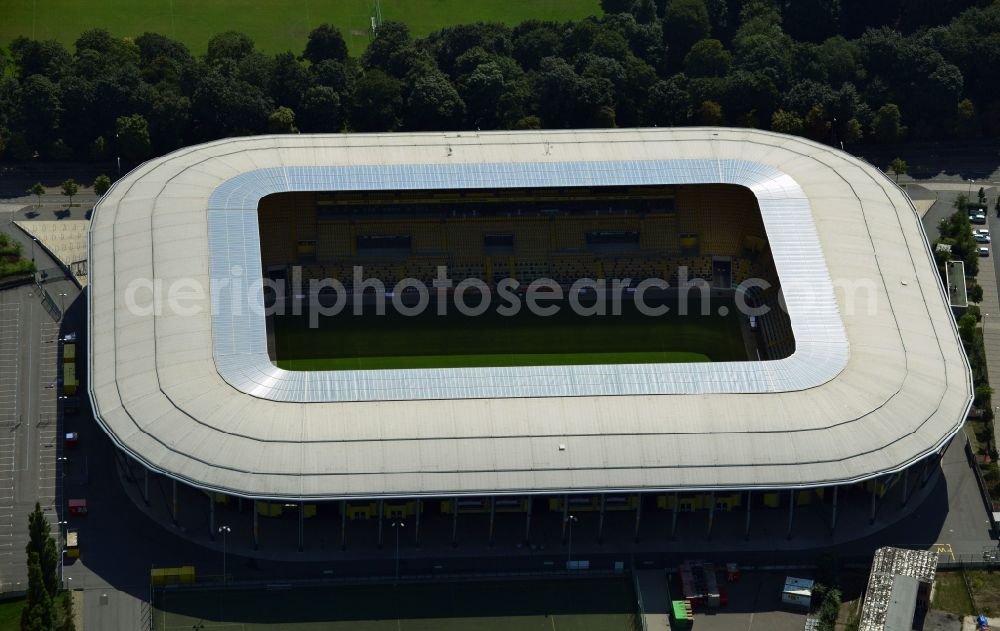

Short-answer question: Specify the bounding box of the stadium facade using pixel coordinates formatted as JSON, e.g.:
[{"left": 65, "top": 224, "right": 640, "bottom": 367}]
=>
[{"left": 88, "top": 128, "right": 971, "bottom": 548}]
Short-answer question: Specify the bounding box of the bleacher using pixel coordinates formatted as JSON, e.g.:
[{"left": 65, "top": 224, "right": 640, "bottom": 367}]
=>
[{"left": 258, "top": 185, "right": 772, "bottom": 293}]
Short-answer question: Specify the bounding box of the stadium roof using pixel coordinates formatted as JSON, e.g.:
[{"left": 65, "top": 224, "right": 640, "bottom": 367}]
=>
[{"left": 88, "top": 128, "right": 972, "bottom": 500}]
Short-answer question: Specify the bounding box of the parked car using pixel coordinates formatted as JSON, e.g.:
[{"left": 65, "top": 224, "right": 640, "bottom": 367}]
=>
[
  {"left": 979, "top": 246, "right": 990, "bottom": 256},
  {"left": 975, "top": 233, "right": 991, "bottom": 243},
  {"left": 972, "top": 213, "right": 987, "bottom": 224}
]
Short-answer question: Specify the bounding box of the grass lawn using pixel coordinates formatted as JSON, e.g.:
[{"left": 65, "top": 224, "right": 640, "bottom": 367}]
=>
[
  {"left": 966, "top": 570, "right": 1000, "bottom": 617},
  {"left": 0, "top": 598, "right": 25, "bottom": 631},
  {"left": 154, "top": 577, "right": 640, "bottom": 630},
  {"left": 0, "top": 0, "right": 600, "bottom": 56},
  {"left": 273, "top": 295, "right": 746, "bottom": 370},
  {"left": 932, "top": 571, "right": 976, "bottom": 616}
]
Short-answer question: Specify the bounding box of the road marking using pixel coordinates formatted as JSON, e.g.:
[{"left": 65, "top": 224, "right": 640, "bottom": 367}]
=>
[{"left": 933, "top": 542, "right": 955, "bottom": 560}]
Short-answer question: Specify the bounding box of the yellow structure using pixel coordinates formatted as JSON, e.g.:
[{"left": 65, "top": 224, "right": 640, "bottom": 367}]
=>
[{"left": 150, "top": 566, "right": 195, "bottom": 585}]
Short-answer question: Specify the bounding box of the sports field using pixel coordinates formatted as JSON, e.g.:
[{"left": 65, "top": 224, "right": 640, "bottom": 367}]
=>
[
  {"left": 273, "top": 294, "right": 747, "bottom": 370},
  {"left": 153, "top": 577, "right": 641, "bottom": 630},
  {"left": 0, "top": 0, "right": 600, "bottom": 55}
]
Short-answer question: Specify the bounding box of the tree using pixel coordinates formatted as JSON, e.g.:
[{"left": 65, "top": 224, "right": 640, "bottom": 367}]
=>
[
  {"left": 297, "top": 86, "right": 342, "bottom": 132},
  {"left": 115, "top": 114, "right": 151, "bottom": 162},
  {"left": 684, "top": 39, "right": 731, "bottom": 77},
  {"left": 843, "top": 117, "right": 863, "bottom": 143},
  {"left": 269, "top": 51, "right": 311, "bottom": 110},
  {"left": 89, "top": 136, "right": 107, "bottom": 161},
  {"left": 405, "top": 71, "right": 466, "bottom": 131},
  {"left": 29, "top": 182, "right": 45, "bottom": 207},
  {"left": 206, "top": 31, "right": 255, "bottom": 66},
  {"left": 804, "top": 103, "right": 831, "bottom": 141},
  {"left": 60, "top": 179, "right": 78, "bottom": 207},
  {"left": 771, "top": 110, "right": 804, "bottom": 135},
  {"left": 350, "top": 70, "right": 402, "bottom": 132},
  {"left": 93, "top": 174, "right": 111, "bottom": 197},
  {"left": 663, "top": 0, "right": 711, "bottom": 63},
  {"left": 697, "top": 100, "right": 723, "bottom": 125},
  {"left": 361, "top": 21, "right": 414, "bottom": 77},
  {"left": 21, "top": 552, "right": 54, "bottom": 631},
  {"left": 59, "top": 589, "right": 76, "bottom": 631},
  {"left": 191, "top": 70, "right": 272, "bottom": 138},
  {"left": 644, "top": 76, "right": 690, "bottom": 126},
  {"left": 460, "top": 62, "right": 506, "bottom": 128},
  {"left": 267, "top": 106, "right": 298, "bottom": 134},
  {"left": 818, "top": 588, "right": 841, "bottom": 631},
  {"left": 968, "top": 282, "right": 984, "bottom": 304},
  {"left": 889, "top": 158, "right": 908, "bottom": 183},
  {"left": 18, "top": 74, "right": 62, "bottom": 151},
  {"left": 303, "top": 24, "right": 349, "bottom": 65},
  {"left": 26, "top": 502, "right": 58, "bottom": 597},
  {"left": 872, "top": 103, "right": 904, "bottom": 142},
  {"left": 956, "top": 98, "right": 979, "bottom": 139},
  {"left": 978, "top": 187, "right": 987, "bottom": 206},
  {"left": 959, "top": 312, "right": 978, "bottom": 345}
]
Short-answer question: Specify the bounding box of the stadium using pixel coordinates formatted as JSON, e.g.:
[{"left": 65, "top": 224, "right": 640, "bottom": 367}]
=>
[{"left": 88, "top": 128, "right": 972, "bottom": 550}]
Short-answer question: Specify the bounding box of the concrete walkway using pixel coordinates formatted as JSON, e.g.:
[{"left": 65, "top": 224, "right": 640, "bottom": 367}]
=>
[{"left": 635, "top": 569, "right": 672, "bottom": 630}]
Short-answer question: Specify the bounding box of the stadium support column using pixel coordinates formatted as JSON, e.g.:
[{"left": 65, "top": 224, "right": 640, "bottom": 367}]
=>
[
  {"left": 488, "top": 497, "right": 496, "bottom": 547},
  {"left": 298, "top": 502, "right": 304, "bottom": 552},
  {"left": 830, "top": 486, "right": 839, "bottom": 533},
  {"left": 171, "top": 480, "right": 178, "bottom": 526},
  {"left": 451, "top": 497, "right": 459, "bottom": 547},
  {"left": 634, "top": 495, "right": 642, "bottom": 542},
  {"left": 377, "top": 499, "right": 384, "bottom": 549},
  {"left": 670, "top": 493, "right": 679, "bottom": 540},
  {"left": 414, "top": 499, "right": 421, "bottom": 547},
  {"left": 143, "top": 468, "right": 149, "bottom": 506},
  {"left": 785, "top": 490, "right": 795, "bottom": 540},
  {"left": 209, "top": 495, "right": 215, "bottom": 541},
  {"left": 340, "top": 500, "right": 347, "bottom": 550},
  {"left": 869, "top": 480, "right": 878, "bottom": 525},
  {"left": 901, "top": 468, "right": 910, "bottom": 507},
  {"left": 706, "top": 492, "right": 715, "bottom": 540},
  {"left": 561, "top": 495, "right": 569, "bottom": 542},
  {"left": 252, "top": 500, "right": 259, "bottom": 550},
  {"left": 524, "top": 497, "right": 533, "bottom": 544},
  {"left": 744, "top": 491, "right": 752, "bottom": 541},
  {"left": 598, "top": 495, "right": 606, "bottom": 544}
]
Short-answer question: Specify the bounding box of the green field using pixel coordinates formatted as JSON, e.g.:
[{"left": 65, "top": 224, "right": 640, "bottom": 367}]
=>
[
  {"left": 0, "top": 598, "right": 25, "bottom": 631},
  {"left": 153, "top": 578, "right": 640, "bottom": 631},
  {"left": 273, "top": 295, "right": 746, "bottom": 370},
  {"left": 0, "top": 0, "right": 600, "bottom": 56}
]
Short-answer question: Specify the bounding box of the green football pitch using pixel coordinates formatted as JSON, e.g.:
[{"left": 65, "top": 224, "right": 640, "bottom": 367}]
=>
[
  {"left": 0, "top": 0, "right": 600, "bottom": 56},
  {"left": 273, "top": 295, "right": 747, "bottom": 371},
  {"left": 153, "top": 577, "right": 641, "bottom": 631}
]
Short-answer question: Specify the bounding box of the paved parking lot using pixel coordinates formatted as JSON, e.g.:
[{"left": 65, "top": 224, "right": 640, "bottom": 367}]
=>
[
  {"left": 0, "top": 285, "right": 60, "bottom": 593},
  {"left": 0, "top": 302, "right": 20, "bottom": 577},
  {"left": 671, "top": 571, "right": 808, "bottom": 631}
]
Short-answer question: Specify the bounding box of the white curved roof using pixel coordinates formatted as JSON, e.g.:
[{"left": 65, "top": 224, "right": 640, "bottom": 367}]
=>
[{"left": 88, "top": 128, "right": 972, "bottom": 500}]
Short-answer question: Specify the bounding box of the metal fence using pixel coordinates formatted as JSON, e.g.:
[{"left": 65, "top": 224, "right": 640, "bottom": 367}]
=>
[
  {"left": 34, "top": 280, "right": 62, "bottom": 322},
  {"left": 963, "top": 432, "right": 998, "bottom": 534}
]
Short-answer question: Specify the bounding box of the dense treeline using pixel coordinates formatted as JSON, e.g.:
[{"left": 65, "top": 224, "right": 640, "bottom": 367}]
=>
[{"left": 0, "top": 0, "right": 998, "bottom": 164}]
